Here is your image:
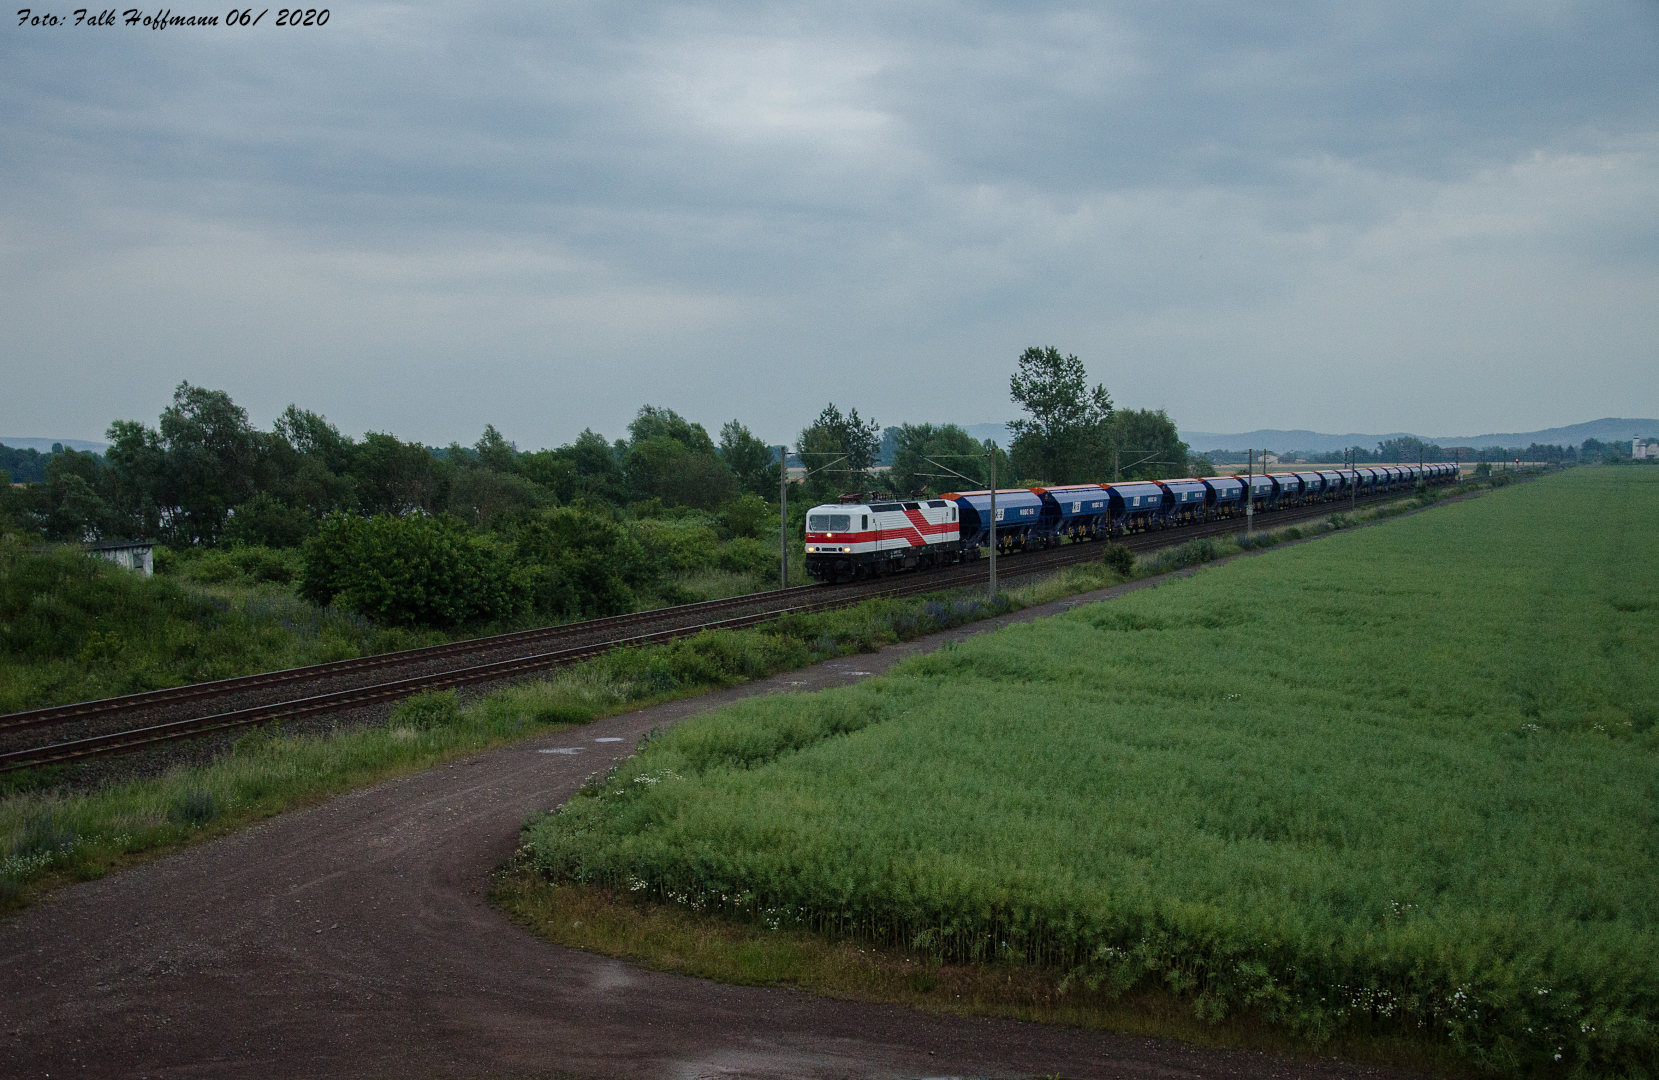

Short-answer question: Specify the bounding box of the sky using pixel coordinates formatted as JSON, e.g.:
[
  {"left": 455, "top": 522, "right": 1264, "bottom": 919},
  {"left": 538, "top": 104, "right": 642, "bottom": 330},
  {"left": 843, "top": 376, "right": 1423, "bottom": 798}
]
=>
[{"left": 2, "top": 1, "right": 1656, "bottom": 450}]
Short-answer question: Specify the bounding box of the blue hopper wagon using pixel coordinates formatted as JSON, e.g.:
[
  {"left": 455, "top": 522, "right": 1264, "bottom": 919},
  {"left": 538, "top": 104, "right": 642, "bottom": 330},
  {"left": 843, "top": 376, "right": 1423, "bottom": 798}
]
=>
[
  {"left": 1267, "top": 473, "right": 1303, "bottom": 509},
  {"left": 1104, "top": 481, "right": 1172, "bottom": 533},
  {"left": 1201, "top": 475, "right": 1245, "bottom": 517},
  {"left": 1033, "top": 485, "right": 1113, "bottom": 544},
  {"left": 947, "top": 488, "right": 1046, "bottom": 551},
  {"left": 1159, "top": 478, "right": 1209, "bottom": 524}
]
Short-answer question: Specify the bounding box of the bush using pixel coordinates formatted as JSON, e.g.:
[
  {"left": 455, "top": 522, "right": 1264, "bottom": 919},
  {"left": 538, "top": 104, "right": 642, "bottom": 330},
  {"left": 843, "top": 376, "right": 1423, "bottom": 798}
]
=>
[
  {"left": 300, "top": 512, "right": 526, "bottom": 628},
  {"left": 717, "top": 536, "right": 777, "bottom": 577},
  {"left": 513, "top": 507, "right": 644, "bottom": 619},
  {"left": 1149, "top": 537, "right": 1221, "bottom": 573},
  {"left": 719, "top": 493, "right": 774, "bottom": 540},
  {"left": 1101, "top": 543, "right": 1136, "bottom": 576},
  {"left": 632, "top": 519, "right": 720, "bottom": 574}
]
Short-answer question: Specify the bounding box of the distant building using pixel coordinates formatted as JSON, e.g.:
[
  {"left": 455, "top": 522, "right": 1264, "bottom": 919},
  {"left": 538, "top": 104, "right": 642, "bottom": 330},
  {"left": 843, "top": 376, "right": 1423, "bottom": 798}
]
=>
[
  {"left": 1635, "top": 439, "right": 1656, "bottom": 459},
  {"left": 88, "top": 540, "right": 155, "bottom": 576}
]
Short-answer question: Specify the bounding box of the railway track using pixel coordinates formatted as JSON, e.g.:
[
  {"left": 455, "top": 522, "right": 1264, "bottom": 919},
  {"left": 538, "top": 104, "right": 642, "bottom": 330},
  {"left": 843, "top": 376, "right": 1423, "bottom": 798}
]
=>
[{"left": 0, "top": 485, "right": 1440, "bottom": 773}]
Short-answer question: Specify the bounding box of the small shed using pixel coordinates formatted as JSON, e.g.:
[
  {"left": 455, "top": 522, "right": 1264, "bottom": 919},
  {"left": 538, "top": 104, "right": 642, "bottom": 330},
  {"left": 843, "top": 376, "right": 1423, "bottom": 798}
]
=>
[{"left": 88, "top": 540, "right": 156, "bottom": 576}]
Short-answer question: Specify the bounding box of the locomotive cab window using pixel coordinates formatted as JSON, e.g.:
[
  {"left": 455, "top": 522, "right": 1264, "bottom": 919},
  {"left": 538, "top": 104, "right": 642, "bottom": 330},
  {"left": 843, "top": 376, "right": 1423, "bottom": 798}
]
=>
[{"left": 809, "top": 514, "right": 851, "bottom": 532}]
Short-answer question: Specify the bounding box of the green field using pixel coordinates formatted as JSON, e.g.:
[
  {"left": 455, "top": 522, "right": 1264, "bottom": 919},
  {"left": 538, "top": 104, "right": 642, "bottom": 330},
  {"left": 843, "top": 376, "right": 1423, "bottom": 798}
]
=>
[{"left": 525, "top": 469, "right": 1659, "bottom": 1076}]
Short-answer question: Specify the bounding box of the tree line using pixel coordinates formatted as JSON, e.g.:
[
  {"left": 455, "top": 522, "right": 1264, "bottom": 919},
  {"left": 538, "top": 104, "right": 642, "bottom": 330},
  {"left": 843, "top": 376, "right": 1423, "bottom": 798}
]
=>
[{"left": 0, "top": 348, "right": 1195, "bottom": 627}]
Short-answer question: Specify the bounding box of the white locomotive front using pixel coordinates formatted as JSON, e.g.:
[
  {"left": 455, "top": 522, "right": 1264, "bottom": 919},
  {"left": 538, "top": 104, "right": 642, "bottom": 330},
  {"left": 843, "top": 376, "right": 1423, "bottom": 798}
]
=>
[{"left": 803, "top": 498, "right": 961, "bottom": 583}]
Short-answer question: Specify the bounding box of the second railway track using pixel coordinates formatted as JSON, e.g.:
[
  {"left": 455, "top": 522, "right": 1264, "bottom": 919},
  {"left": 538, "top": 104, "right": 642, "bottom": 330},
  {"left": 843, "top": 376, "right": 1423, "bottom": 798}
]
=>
[{"left": 0, "top": 489, "right": 1429, "bottom": 772}]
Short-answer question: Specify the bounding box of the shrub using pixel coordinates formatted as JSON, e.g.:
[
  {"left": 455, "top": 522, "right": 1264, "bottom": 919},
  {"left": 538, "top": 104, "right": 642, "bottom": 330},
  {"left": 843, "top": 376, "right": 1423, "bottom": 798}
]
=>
[
  {"left": 1150, "top": 537, "right": 1221, "bottom": 573},
  {"left": 1101, "top": 543, "right": 1136, "bottom": 576},
  {"left": 513, "top": 507, "right": 643, "bottom": 619},
  {"left": 719, "top": 493, "right": 774, "bottom": 540},
  {"left": 717, "top": 536, "right": 777, "bottom": 577},
  {"left": 632, "top": 519, "right": 720, "bottom": 574},
  {"left": 300, "top": 512, "right": 526, "bottom": 628}
]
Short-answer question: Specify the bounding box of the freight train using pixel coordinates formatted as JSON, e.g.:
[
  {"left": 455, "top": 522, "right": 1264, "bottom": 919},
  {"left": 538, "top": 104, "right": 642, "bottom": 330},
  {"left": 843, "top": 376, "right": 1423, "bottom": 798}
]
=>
[{"left": 803, "top": 463, "right": 1459, "bottom": 583}]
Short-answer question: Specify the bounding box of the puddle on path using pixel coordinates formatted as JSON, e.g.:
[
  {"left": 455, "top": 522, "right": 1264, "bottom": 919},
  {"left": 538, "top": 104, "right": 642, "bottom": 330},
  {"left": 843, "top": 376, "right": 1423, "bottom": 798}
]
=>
[{"left": 537, "top": 748, "right": 582, "bottom": 755}]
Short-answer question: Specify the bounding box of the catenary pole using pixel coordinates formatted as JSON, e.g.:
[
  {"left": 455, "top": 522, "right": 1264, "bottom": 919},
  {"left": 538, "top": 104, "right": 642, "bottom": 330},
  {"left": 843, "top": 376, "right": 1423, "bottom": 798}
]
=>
[
  {"left": 988, "top": 444, "right": 998, "bottom": 600},
  {"left": 1246, "top": 449, "right": 1254, "bottom": 536},
  {"left": 778, "top": 445, "right": 788, "bottom": 590}
]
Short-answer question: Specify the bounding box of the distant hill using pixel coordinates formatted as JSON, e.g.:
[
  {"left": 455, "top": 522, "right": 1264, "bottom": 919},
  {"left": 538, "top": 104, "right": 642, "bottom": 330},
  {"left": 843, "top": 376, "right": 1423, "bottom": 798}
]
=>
[
  {"left": 1434, "top": 418, "right": 1659, "bottom": 448},
  {"left": 1182, "top": 418, "right": 1659, "bottom": 454},
  {"left": 0, "top": 437, "right": 109, "bottom": 454},
  {"left": 1179, "top": 429, "right": 1419, "bottom": 454},
  {"left": 963, "top": 423, "right": 1012, "bottom": 447}
]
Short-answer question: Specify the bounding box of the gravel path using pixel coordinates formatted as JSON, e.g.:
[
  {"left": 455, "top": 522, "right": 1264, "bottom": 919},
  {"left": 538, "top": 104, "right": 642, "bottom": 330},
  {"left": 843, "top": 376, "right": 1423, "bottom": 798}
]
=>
[{"left": 0, "top": 572, "right": 1427, "bottom": 1080}]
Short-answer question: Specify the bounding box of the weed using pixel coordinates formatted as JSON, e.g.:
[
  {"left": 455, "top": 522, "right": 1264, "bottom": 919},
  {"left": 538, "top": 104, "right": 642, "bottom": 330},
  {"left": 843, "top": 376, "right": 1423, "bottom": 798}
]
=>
[
  {"left": 392, "top": 691, "right": 463, "bottom": 730},
  {"left": 169, "top": 790, "right": 218, "bottom": 827}
]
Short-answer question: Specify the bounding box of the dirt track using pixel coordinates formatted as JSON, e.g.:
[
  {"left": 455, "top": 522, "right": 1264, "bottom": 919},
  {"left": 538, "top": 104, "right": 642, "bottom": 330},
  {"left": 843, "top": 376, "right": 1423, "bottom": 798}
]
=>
[{"left": 0, "top": 573, "right": 1426, "bottom": 1080}]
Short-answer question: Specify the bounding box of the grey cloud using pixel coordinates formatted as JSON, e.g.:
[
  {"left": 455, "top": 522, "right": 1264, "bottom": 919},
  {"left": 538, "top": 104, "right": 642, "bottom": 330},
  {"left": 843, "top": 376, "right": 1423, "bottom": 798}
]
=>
[{"left": 1, "top": 1, "right": 1655, "bottom": 444}]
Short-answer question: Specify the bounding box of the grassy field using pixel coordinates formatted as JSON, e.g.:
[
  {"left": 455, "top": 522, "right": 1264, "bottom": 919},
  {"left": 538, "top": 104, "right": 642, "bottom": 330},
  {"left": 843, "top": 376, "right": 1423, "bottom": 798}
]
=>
[{"left": 523, "top": 468, "right": 1659, "bottom": 1077}]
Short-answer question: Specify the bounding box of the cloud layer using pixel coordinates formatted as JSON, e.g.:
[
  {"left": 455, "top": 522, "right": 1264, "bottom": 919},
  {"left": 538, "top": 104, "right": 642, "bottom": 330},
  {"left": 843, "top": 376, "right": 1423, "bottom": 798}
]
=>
[{"left": 3, "top": 1, "right": 1656, "bottom": 447}]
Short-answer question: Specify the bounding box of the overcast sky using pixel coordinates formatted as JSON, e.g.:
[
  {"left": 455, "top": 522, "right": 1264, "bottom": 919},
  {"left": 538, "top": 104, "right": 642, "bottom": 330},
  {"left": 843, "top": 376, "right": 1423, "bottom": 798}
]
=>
[{"left": 2, "top": 1, "right": 1656, "bottom": 449}]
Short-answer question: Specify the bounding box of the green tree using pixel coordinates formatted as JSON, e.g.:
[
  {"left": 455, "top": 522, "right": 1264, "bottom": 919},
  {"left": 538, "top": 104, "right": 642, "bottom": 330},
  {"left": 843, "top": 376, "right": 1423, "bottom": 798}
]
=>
[
  {"left": 156, "top": 383, "right": 267, "bottom": 545},
  {"left": 628, "top": 405, "right": 717, "bottom": 455},
  {"left": 351, "top": 432, "right": 443, "bottom": 517},
  {"left": 623, "top": 406, "right": 735, "bottom": 509},
  {"left": 518, "top": 450, "right": 581, "bottom": 503},
  {"left": 272, "top": 406, "right": 356, "bottom": 517},
  {"left": 887, "top": 423, "right": 1005, "bottom": 495},
  {"left": 474, "top": 424, "right": 519, "bottom": 473},
  {"left": 797, "top": 403, "right": 881, "bottom": 501},
  {"left": 443, "top": 467, "right": 551, "bottom": 529},
  {"left": 1007, "top": 347, "right": 1113, "bottom": 484},
  {"left": 222, "top": 490, "right": 313, "bottom": 548},
  {"left": 41, "top": 449, "right": 118, "bottom": 542},
  {"left": 1376, "top": 436, "right": 1446, "bottom": 463},
  {"left": 1104, "top": 409, "right": 1189, "bottom": 480},
  {"left": 102, "top": 383, "right": 272, "bottom": 546},
  {"left": 718, "top": 420, "right": 780, "bottom": 498},
  {"left": 718, "top": 492, "right": 773, "bottom": 539}
]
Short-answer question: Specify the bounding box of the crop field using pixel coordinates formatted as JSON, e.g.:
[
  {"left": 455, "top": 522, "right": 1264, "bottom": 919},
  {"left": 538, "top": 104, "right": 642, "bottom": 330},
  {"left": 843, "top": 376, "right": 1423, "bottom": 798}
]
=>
[{"left": 525, "top": 468, "right": 1659, "bottom": 1076}]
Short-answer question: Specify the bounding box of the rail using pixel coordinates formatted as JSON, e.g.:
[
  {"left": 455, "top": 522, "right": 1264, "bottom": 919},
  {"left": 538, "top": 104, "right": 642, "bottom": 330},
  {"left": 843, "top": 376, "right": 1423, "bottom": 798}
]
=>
[{"left": 0, "top": 478, "right": 1466, "bottom": 772}]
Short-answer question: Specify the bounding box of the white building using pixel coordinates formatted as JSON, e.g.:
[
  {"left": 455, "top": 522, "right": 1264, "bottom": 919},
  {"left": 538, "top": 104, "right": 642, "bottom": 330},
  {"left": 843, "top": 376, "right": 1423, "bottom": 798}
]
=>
[
  {"left": 1634, "top": 439, "right": 1656, "bottom": 460},
  {"left": 88, "top": 540, "right": 155, "bottom": 576}
]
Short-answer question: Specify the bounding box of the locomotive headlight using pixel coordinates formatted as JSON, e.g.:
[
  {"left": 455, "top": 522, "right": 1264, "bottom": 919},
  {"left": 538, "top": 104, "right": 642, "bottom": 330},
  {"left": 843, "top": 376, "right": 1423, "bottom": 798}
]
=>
[{"left": 843, "top": 546, "right": 851, "bottom": 552}]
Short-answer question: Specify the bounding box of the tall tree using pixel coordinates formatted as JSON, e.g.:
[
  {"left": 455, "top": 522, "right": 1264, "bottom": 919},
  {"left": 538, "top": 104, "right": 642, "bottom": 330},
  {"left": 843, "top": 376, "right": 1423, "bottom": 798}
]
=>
[
  {"left": 1104, "top": 409, "right": 1190, "bottom": 480},
  {"left": 887, "top": 423, "right": 1006, "bottom": 495},
  {"left": 104, "top": 383, "right": 272, "bottom": 545},
  {"left": 796, "top": 403, "right": 881, "bottom": 500},
  {"left": 473, "top": 425, "right": 520, "bottom": 473},
  {"left": 1007, "top": 347, "right": 1113, "bottom": 483},
  {"left": 717, "top": 420, "right": 779, "bottom": 498}
]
